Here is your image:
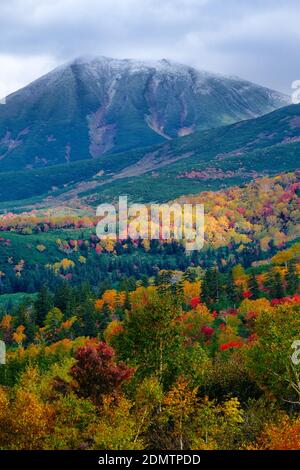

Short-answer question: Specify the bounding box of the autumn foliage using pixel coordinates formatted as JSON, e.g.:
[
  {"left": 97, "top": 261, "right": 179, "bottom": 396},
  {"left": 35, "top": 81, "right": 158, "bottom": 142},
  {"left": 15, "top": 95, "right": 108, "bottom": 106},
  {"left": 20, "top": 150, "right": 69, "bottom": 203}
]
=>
[{"left": 71, "top": 341, "right": 134, "bottom": 404}]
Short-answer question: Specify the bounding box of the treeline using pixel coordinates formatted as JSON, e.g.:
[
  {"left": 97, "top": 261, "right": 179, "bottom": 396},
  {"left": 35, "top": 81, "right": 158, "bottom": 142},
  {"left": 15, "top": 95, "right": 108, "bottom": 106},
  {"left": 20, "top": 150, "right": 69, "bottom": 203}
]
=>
[
  {"left": 1, "top": 246, "right": 298, "bottom": 355},
  {"left": 0, "top": 236, "right": 290, "bottom": 297}
]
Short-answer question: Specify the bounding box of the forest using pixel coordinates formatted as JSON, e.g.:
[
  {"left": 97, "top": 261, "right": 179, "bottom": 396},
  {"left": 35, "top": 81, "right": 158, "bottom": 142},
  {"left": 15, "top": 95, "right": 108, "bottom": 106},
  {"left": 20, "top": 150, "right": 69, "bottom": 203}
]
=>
[{"left": 0, "top": 172, "right": 299, "bottom": 450}]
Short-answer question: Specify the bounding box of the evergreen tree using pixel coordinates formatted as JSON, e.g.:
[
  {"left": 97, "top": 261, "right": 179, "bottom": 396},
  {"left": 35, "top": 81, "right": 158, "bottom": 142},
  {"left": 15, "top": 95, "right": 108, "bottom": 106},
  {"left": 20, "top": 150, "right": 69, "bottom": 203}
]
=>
[
  {"left": 34, "top": 286, "right": 53, "bottom": 327},
  {"left": 248, "top": 272, "right": 260, "bottom": 299},
  {"left": 82, "top": 300, "right": 98, "bottom": 337},
  {"left": 54, "top": 282, "right": 73, "bottom": 316},
  {"left": 156, "top": 271, "right": 173, "bottom": 295},
  {"left": 174, "top": 277, "right": 185, "bottom": 305},
  {"left": 274, "top": 272, "right": 285, "bottom": 299},
  {"left": 225, "top": 270, "right": 241, "bottom": 307},
  {"left": 265, "top": 272, "right": 285, "bottom": 299},
  {"left": 202, "top": 268, "right": 220, "bottom": 306},
  {"left": 286, "top": 262, "right": 299, "bottom": 295}
]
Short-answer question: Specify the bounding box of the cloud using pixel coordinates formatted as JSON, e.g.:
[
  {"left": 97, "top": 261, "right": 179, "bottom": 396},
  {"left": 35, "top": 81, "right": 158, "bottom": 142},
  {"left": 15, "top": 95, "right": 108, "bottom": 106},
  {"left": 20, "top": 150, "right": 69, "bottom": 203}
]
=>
[
  {"left": 0, "top": 54, "right": 56, "bottom": 100},
  {"left": 0, "top": 0, "right": 299, "bottom": 95}
]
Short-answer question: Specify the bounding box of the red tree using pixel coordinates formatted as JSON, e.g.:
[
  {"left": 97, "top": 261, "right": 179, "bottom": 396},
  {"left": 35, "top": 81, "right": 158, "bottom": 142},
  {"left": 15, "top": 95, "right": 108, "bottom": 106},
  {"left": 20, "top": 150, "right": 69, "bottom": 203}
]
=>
[{"left": 71, "top": 340, "right": 134, "bottom": 403}]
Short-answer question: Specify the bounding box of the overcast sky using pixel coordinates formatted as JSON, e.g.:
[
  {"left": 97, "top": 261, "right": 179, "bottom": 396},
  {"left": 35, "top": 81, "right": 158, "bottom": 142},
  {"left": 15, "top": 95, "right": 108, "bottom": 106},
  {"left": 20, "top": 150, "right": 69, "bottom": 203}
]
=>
[{"left": 0, "top": 0, "right": 299, "bottom": 98}]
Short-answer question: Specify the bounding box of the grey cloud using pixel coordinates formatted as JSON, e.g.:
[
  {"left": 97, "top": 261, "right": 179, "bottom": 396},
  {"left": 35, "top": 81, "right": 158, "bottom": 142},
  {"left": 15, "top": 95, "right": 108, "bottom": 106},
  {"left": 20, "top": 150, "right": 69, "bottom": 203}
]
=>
[{"left": 0, "top": 0, "right": 299, "bottom": 94}]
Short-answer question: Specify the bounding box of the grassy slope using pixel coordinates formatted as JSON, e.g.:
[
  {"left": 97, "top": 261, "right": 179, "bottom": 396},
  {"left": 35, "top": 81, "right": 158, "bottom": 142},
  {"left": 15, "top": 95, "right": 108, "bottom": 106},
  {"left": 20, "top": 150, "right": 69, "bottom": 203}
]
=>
[
  {"left": 0, "top": 292, "right": 37, "bottom": 310},
  {"left": 0, "top": 103, "right": 299, "bottom": 207},
  {"left": 0, "top": 229, "right": 92, "bottom": 265}
]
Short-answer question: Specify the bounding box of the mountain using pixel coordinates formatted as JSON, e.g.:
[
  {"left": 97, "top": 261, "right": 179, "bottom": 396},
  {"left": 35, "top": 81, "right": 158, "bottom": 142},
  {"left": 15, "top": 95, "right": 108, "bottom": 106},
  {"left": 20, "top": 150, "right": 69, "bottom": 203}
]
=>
[
  {"left": 0, "top": 56, "right": 289, "bottom": 172},
  {"left": 0, "top": 102, "right": 300, "bottom": 209}
]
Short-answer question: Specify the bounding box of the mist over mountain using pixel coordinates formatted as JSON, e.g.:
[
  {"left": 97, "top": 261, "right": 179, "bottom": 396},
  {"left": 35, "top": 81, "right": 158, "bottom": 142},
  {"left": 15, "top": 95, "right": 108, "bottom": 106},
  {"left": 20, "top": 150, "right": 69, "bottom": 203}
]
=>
[{"left": 0, "top": 56, "right": 290, "bottom": 172}]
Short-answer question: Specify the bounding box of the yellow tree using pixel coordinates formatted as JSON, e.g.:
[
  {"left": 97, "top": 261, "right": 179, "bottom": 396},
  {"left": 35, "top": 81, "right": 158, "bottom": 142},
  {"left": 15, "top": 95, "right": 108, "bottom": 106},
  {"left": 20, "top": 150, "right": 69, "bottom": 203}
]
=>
[
  {"left": 0, "top": 314, "right": 13, "bottom": 343},
  {"left": 12, "top": 325, "right": 26, "bottom": 348},
  {"left": 88, "top": 394, "right": 144, "bottom": 450},
  {"left": 163, "top": 376, "right": 198, "bottom": 450},
  {"left": 183, "top": 281, "right": 201, "bottom": 304},
  {"left": 232, "top": 264, "right": 248, "bottom": 290}
]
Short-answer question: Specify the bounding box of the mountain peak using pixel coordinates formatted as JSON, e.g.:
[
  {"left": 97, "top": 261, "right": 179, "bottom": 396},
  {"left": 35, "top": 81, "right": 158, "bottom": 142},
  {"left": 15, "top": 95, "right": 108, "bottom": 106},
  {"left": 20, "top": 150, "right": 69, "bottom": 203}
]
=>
[
  {"left": 0, "top": 55, "right": 291, "bottom": 172},
  {"left": 66, "top": 55, "right": 195, "bottom": 74}
]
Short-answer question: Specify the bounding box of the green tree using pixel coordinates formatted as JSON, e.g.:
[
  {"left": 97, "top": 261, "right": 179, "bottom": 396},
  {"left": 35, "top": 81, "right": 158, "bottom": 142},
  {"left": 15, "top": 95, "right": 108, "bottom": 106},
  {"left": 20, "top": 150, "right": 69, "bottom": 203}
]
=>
[
  {"left": 246, "top": 304, "right": 300, "bottom": 401},
  {"left": 34, "top": 286, "right": 53, "bottom": 327},
  {"left": 286, "top": 262, "right": 299, "bottom": 296},
  {"left": 113, "top": 292, "right": 183, "bottom": 388},
  {"left": 248, "top": 272, "right": 260, "bottom": 299},
  {"left": 45, "top": 307, "right": 64, "bottom": 342},
  {"left": 264, "top": 271, "right": 285, "bottom": 299},
  {"left": 202, "top": 268, "right": 220, "bottom": 306}
]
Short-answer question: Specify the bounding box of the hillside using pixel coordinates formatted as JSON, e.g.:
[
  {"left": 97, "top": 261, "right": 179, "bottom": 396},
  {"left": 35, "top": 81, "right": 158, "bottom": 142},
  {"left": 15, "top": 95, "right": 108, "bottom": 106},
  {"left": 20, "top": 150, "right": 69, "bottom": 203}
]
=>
[
  {"left": 0, "top": 102, "right": 300, "bottom": 209},
  {"left": 81, "top": 103, "right": 300, "bottom": 205},
  {"left": 0, "top": 171, "right": 298, "bottom": 297}
]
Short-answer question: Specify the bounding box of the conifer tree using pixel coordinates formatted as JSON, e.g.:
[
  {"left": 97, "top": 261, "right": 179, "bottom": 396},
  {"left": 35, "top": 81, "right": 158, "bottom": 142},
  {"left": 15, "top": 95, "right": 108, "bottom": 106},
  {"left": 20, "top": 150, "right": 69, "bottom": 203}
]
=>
[
  {"left": 34, "top": 286, "right": 53, "bottom": 327},
  {"left": 202, "top": 268, "right": 220, "bottom": 306},
  {"left": 286, "top": 262, "right": 299, "bottom": 296},
  {"left": 249, "top": 272, "right": 260, "bottom": 299}
]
